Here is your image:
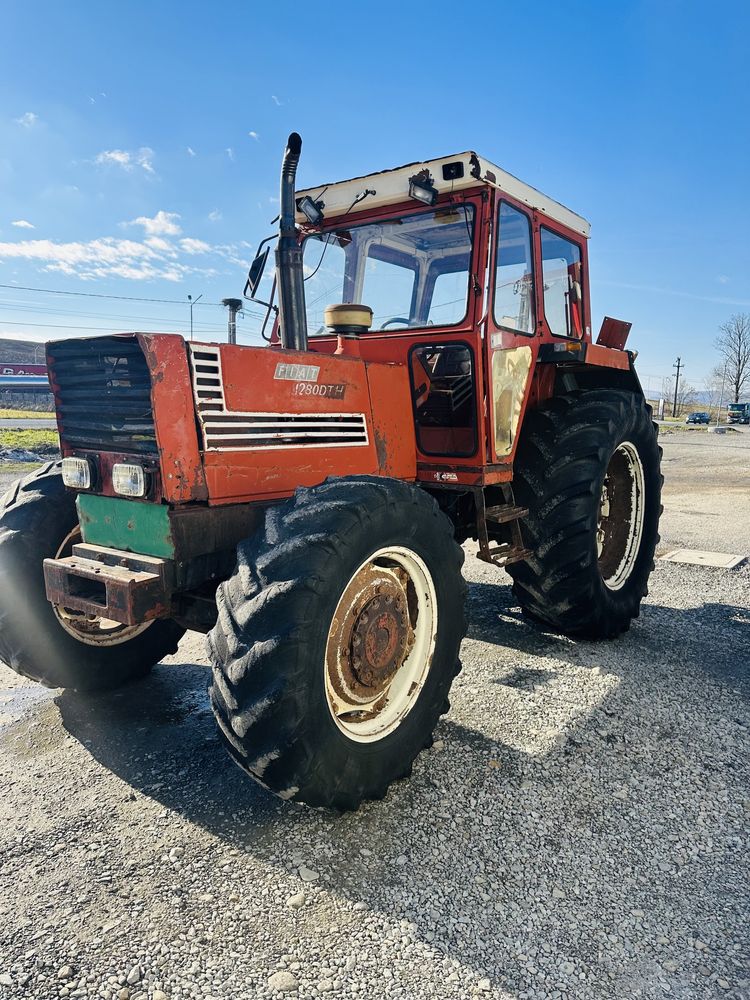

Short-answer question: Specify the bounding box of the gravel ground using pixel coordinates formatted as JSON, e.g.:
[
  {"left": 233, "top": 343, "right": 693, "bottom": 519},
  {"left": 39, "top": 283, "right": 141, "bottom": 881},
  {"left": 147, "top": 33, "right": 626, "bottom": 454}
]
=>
[{"left": 0, "top": 433, "right": 748, "bottom": 1000}]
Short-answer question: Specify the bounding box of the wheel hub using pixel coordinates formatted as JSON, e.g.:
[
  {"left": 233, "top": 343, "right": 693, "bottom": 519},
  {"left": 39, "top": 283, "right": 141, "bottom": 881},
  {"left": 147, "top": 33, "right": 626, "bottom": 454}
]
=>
[
  {"left": 350, "top": 591, "right": 409, "bottom": 688},
  {"left": 597, "top": 441, "right": 646, "bottom": 591},
  {"left": 324, "top": 546, "right": 438, "bottom": 744}
]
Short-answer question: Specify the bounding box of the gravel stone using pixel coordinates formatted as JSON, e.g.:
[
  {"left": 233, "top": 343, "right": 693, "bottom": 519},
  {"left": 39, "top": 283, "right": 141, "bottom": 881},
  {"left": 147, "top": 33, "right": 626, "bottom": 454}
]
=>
[
  {"left": 125, "top": 965, "right": 142, "bottom": 985},
  {"left": 268, "top": 970, "right": 298, "bottom": 992}
]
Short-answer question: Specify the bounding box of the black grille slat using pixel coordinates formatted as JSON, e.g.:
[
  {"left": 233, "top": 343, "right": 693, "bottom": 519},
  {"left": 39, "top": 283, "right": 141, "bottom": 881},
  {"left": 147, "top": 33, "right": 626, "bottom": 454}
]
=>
[{"left": 49, "top": 336, "right": 157, "bottom": 454}]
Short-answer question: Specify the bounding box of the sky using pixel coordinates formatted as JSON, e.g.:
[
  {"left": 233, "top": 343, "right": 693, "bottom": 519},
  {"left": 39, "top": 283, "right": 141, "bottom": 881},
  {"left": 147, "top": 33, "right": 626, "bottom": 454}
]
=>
[{"left": 1, "top": 0, "right": 748, "bottom": 398}]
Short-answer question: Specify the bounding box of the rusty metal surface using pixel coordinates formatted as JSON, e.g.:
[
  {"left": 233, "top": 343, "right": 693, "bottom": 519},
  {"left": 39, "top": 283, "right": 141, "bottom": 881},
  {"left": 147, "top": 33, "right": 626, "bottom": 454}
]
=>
[
  {"left": 138, "top": 333, "right": 208, "bottom": 504},
  {"left": 597, "top": 317, "right": 632, "bottom": 351},
  {"left": 365, "top": 362, "right": 417, "bottom": 480},
  {"left": 326, "top": 561, "right": 415, "bottom": 721},
  {"left": 44, "top": 546, "right": 172, "bottom": 626},
  {"left": 474, "top": 484, "right": 532, "bottom": 569}
]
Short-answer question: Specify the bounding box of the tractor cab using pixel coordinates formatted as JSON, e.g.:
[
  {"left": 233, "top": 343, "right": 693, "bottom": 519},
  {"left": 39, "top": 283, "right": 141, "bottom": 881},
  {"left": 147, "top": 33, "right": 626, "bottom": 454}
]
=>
[{"left": 251, "top": 150, "right": 634, "bottom": 494}]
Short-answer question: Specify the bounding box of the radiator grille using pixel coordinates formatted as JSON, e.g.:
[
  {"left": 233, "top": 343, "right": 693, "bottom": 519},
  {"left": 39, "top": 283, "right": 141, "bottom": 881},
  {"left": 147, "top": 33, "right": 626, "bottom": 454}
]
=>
[
  {"left": 48, "top": 336, "right": 157, "bottom": 454},
  {"left": 188, "top": 344, "right": 369, "bottom": 451},
  {"left": 202, "top": 412, "right": 369, "bottom": 450}
]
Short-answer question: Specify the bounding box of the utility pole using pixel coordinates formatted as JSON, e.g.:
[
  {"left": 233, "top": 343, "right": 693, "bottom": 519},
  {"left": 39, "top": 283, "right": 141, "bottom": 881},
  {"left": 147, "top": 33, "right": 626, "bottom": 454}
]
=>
[
  {"left": 222, "top": 298, "right": 243, "bottom": 345},
  {"left": 672, "top": 357, "right": 683, "bottom": 417},
  {"left": 188, "top": 293, "right": 203, "bottom": 341}
]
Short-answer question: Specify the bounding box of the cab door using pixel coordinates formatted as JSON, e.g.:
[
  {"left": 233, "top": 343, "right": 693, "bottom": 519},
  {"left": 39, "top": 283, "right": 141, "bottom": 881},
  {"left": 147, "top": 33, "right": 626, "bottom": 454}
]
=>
[{"left": 486, "top": 193, "right": 537, "bottom": 463}]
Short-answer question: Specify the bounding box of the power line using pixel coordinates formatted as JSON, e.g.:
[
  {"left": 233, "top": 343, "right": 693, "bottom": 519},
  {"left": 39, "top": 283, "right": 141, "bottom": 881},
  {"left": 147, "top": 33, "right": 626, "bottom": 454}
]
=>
[
  {"left": 0, "top": 281, "right": 230, "bottom": 307},
  {"left": 0, "top": 318, "right": 227, "bottom": 333}
]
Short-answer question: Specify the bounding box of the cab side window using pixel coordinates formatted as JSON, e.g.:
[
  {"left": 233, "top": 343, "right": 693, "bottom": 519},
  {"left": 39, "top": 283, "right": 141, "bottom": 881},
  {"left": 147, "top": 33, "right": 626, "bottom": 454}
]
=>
[
  {"left": 494, "top": 202, "right": 535, "bottom": 335},
  {"left": 541, "top": 227, "right": 584, "bottom": 338}
]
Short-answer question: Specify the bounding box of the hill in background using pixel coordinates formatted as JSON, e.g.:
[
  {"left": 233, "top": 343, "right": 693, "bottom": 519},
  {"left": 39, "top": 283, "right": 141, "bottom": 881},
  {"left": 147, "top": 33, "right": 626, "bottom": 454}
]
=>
[{"left": 0, "top": 338, "right": 44, "bottom": 365}]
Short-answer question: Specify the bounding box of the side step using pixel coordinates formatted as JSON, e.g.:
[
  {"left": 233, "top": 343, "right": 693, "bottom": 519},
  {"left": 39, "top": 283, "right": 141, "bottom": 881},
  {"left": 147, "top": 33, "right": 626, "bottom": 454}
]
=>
[
  {"left": 484, "top": 503, "right": 528, "bottom": 524},
  {"left": 478, "top": 542, "right": 533, "bottom": 567},
  {"left": 475, "top": 489, "right": 532, "bottom": 569},
  {"left": 44, "top": 543, "right": 173, "bottom": 626}
]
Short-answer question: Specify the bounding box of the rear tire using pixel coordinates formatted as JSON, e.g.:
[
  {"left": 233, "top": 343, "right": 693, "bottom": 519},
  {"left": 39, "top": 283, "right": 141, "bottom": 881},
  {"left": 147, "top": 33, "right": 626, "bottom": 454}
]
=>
[
  {"left": 507, "top": 390, "right": 662, "bottom": 639},
  {"left": 0, "top": 464, "right": 185, "bottom": 691},
  {"left": 208, "top": 476, "right": 466, "bottom": 810}
]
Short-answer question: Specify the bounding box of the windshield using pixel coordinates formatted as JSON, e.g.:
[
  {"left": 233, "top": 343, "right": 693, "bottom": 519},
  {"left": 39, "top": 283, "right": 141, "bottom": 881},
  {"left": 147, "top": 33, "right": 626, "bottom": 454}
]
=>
[{"left": 302, "top": 205, "right": 475, "bottom": 334}]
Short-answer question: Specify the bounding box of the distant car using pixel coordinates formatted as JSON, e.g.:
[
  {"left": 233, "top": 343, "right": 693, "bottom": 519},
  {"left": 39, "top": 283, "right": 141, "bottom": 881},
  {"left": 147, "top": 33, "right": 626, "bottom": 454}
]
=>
[{"left": 685, "top": 411, "right": 710, "bottom": 424}]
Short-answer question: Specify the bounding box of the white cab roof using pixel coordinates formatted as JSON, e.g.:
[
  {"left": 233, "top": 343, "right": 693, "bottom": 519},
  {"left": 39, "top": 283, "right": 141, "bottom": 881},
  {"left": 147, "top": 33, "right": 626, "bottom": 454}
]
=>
[{"left": 296, "top": 151, "right": 590, "bottom": 238}]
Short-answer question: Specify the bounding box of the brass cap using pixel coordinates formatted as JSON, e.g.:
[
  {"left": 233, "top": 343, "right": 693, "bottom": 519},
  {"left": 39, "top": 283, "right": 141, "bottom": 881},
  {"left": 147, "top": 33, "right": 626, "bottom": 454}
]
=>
[{"left": 324, "top": 303, "right": 373, "bottom": 330}]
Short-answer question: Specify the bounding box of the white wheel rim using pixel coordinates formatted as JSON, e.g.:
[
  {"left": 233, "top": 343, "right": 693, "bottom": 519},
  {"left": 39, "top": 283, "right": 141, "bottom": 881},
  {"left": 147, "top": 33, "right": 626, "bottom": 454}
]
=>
[
  {"left": 51, "top": 527, "right": 153, "bottom": 647},
  {"left": 324, "top": 545, "right": 438, "bottom": 743},
  {"left": 597, "top": 441, "right": 646, "bottom": 591}
]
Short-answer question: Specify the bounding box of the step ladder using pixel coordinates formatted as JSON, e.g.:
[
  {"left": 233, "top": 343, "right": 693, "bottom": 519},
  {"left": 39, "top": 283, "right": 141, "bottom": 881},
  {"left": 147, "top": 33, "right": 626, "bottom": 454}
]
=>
[{"left": 475, "top": 484, "right": 532, "bottom": 569}]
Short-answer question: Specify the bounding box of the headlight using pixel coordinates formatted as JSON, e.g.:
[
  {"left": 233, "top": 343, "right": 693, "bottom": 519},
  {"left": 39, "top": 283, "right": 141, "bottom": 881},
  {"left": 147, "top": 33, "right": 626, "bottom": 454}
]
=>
[
  {"left": 61, "top": 457, "right": 93, "bottom": 490},
  {"left": 112, "top": 463, "right": 146, "bottom": 498}
]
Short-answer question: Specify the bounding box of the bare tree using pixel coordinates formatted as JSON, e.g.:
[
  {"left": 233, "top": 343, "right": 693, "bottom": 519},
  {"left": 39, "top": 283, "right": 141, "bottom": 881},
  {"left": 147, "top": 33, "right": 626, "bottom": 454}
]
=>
[
  {"left": 661, "top": 376, "right": 697, "bottom": 416},
  {"left": 714, "top": 313, "right": 750, "bottom": 403},
  {"left": 703, "top": 373, "right": 724, "bottom": 410}
]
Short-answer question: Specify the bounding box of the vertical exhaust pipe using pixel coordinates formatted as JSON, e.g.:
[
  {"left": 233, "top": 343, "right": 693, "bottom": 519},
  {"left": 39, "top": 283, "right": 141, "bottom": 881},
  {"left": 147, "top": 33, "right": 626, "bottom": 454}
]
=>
[{"left": 276, "top": 132, "right": 308, "bottom": 352}]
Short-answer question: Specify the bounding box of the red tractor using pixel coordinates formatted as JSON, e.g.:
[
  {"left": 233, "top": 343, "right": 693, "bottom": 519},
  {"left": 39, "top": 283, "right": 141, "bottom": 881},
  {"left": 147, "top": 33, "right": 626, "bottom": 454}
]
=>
[{"left": 0, "top": 134, "right": 661, "bottom": 808}]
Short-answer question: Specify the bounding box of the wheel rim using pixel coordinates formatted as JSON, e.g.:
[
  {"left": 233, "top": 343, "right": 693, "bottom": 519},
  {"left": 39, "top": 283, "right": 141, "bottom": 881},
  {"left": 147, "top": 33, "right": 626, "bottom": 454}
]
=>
[
  {"left": 597, "top": 441, "right": 646, "bottom": 591},
  {"left": 324, "top": 546, "right": 438, "bottom": 743},
  {"left": 51, "top": 527, "right": 153, "bottom": 647}
]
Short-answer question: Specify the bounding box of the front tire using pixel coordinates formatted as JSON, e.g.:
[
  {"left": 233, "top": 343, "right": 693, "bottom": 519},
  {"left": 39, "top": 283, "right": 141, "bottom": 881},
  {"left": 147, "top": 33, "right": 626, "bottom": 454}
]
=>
[
  {"left": 0, "top": 464, "right": 185, "bottom": 691},
  {"left": 507, "top": 390, "right": 662, "bottom": 639},
  {"left": 208, "top": 476, "right": 466, "bottom": 810}
]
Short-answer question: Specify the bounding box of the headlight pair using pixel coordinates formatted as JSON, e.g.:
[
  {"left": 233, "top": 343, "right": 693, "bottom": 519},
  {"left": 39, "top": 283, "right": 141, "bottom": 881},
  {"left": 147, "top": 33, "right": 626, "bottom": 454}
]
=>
[{"left": 61, "top": 458, "right": 147, "bottom": 498}]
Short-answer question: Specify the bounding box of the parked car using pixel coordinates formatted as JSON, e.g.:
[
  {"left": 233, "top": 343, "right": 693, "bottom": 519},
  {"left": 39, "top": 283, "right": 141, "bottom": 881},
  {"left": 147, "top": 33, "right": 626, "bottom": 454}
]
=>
[{"left": 685, "top": 411, "right": 710, "bottom": 424}]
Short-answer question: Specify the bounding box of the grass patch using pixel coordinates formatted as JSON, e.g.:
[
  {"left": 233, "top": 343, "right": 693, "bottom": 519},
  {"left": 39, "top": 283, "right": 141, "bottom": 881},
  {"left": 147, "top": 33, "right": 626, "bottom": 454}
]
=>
[
  {"left": 0, "top": 428, "right": 59, "bottom": 451},
  {"left": 0, "top": 408, "right": 51, "bottom": 419},
  {"left": 0, "top": 461, "right": 42, "bottom": 474}
]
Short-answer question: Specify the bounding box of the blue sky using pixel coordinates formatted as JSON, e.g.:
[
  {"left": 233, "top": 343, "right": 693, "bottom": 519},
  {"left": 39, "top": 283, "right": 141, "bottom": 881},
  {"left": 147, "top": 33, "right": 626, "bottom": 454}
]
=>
[{"left": 1, "top": 0, "right": 748, "bottom": 398}]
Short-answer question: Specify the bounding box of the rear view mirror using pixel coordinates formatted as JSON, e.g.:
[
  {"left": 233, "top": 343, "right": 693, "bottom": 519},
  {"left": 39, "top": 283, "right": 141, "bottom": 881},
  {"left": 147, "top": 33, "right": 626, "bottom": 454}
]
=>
[{"left": 245, "top": 246, "right": 270, "bottom": 299}]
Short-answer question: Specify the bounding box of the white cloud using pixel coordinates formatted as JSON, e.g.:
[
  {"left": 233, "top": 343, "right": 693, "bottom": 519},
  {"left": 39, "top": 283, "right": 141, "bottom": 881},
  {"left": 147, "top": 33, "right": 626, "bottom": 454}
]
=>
[
  {"left": 271, "top": 95, "right": 282, "bottom": 106},
  {"left": 179, "top": 238, "right": 211, "bottom": 254},
  {"left": 96, "top": 149, "right": 130, "bottom": 168},
  {"left": 248, "top": 131, "right": 259, "bottom": 140},
  {"left": 187, "top": 146, "right": 196, "bottom": 157},
  {"left": 144, "top": 236, "right": 176, "bottom": 254},
  {"left": 95, "top": 146, "right": 155, "bottom": 174},
  {"left": 127, "top": 210, "right": 182, "bottom": 236},
  {"left": 208, "top": 209, "right": 222, "bottom": 222},
  {"left": 0, "top": 230, "right": 243, "bottom": 283},
  {"left": 717, "top": 275, "right": 730, "bottom": 285},
  {"left": 11, "top": 220, "right": 34, "bottom": 229},
  {"left": 225, "top": 147, "right": 235, "bottom": 161},
  {"left": 15, "top": 112, "right": 38, "bottom": 128}
]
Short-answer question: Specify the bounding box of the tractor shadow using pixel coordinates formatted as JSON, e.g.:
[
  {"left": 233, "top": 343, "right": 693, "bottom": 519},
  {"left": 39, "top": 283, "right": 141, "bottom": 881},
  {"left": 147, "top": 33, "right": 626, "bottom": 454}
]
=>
[{"left": 53, "top": 579, "right": 750, "bottom": 994}]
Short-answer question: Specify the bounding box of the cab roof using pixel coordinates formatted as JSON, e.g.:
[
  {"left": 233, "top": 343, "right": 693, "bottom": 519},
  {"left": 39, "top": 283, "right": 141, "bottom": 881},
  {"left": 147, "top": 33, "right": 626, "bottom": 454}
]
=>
[{"left": 295, "top": 151, "right": 590, "bottom": 238}]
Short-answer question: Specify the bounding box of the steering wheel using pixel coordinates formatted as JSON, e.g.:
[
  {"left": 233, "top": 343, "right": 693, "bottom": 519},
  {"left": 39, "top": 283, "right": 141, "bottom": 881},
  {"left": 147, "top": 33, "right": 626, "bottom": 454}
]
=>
[{"left": 381, "top": 317, "right": 411, "bottom": 330}]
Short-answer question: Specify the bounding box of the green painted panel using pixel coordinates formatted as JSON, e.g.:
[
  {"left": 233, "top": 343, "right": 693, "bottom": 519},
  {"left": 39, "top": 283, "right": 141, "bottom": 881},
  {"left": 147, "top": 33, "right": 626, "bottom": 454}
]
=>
[{"left": 77, "top": 494, "right": 174, "bottom": 559}]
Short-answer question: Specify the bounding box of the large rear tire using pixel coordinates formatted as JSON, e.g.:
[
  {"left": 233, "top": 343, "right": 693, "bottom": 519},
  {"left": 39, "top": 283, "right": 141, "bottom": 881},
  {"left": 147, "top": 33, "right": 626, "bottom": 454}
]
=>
[
  {"left": 208, "top": 476, "right": 466, "bottom": 810},
  {"left": 507, "top": 390, "right": 662, "bottom": 639},
  {"left": 0, "top": 464, "right": 185, "bottom": 691}
]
